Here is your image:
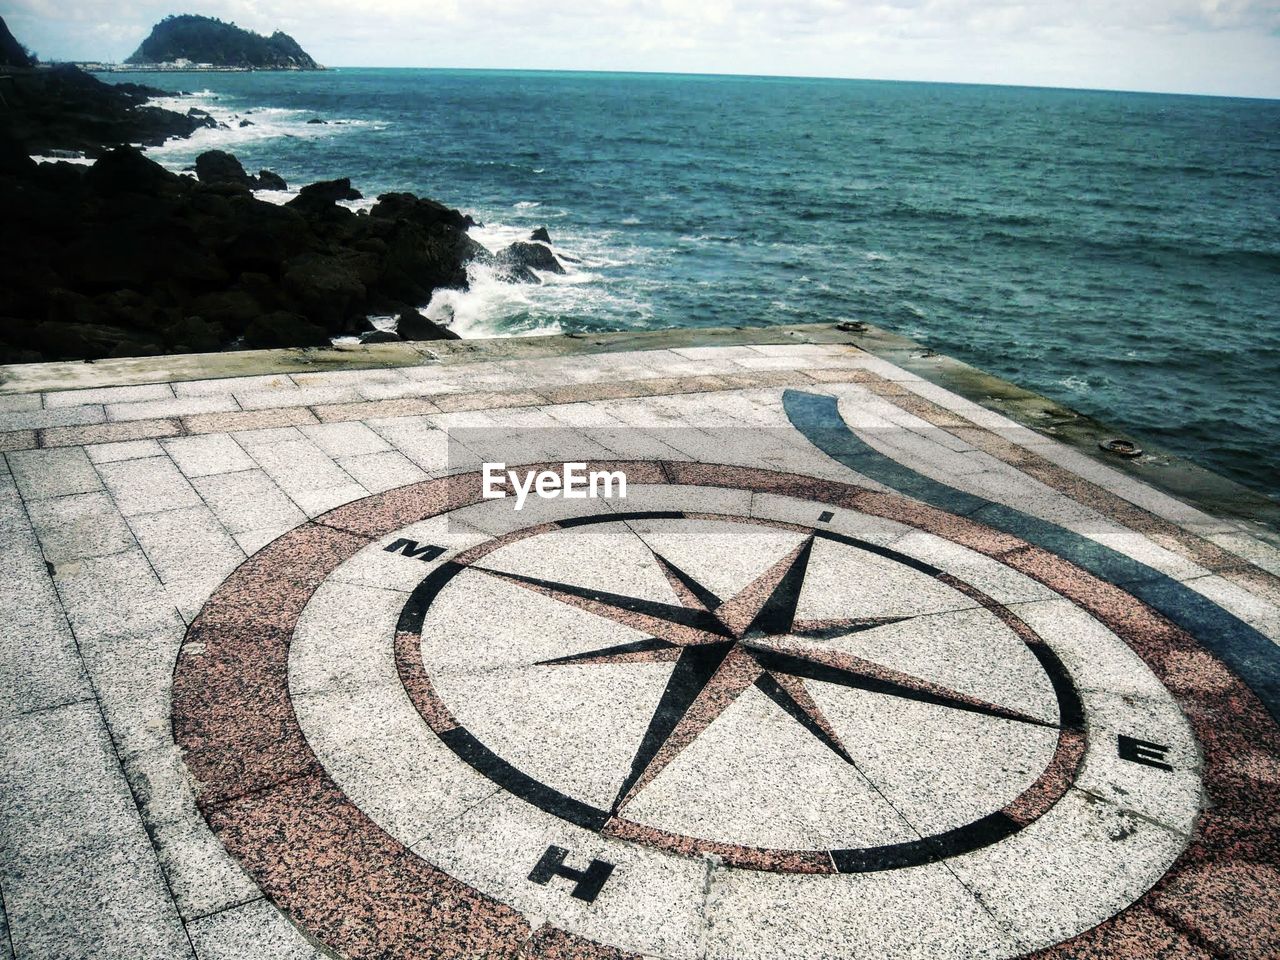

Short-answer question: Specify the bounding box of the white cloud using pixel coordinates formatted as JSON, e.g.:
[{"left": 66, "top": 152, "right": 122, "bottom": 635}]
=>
[{"left": 5, "top": 0, "right": 1278, "bottom": 96}]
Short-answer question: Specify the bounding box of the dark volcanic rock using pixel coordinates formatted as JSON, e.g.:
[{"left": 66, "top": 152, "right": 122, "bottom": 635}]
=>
[
  {"left": 287, "top": 177, "right": 362, "bottom": 215},
  {"left": 193, "top": 150, "right": 287, "bottom": 191},
  {"left": 359, "top": 329, "right": 401, "bottom": 344},
  {"left": 194, "top": 149, "right": 251, "bottom": 187},
  {"left": 530, "top": 226, "right": 552, "bottom": 243},
  {"left": 396, "top": 308, "right": 459, "bottom": 341},
  {"left": 0, "top": 61, "right": 210, "bottom": 157},
  {"left": 372, "top": 192, "right": 476, "bottom": 232},
  {"left": 492, "top": 241, "right": 566, "bottom": 280},
  {"left": 306, "top": 118, "right": 328, "bottom": 124},
  {"left": 255, "top": 169, "right": 287, "bottom": 190},
  {"left": 84, "top": 145, "right": 183, "bottom": 195},
  {"left": 0, "top": 15, "right": 33, "bottom": 67},
  {"left": 244, "top": 311, "right": 328, "bottom": 348},
  {"left": 0, "top": 146, "right": 487, "bottom": 361}
]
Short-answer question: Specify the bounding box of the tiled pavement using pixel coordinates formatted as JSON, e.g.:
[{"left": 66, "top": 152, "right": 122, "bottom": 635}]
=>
[{"left": 1, "top": 332, "right": 1278, "bottom": 959}]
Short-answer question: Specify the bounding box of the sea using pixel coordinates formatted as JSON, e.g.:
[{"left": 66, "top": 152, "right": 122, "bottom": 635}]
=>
[{"left": 100, "top": 69, "right": 1280, "bottom": 502}]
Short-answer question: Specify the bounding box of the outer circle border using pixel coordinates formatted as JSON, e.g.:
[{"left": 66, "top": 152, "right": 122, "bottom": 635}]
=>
[{"left": 172, "top": 461, "right": 1280, "bottom": 960}]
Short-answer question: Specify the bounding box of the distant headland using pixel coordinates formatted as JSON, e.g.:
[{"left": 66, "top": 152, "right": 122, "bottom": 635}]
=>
[{"left": 119, "top": 14, "right": 323, "bottom": 71}]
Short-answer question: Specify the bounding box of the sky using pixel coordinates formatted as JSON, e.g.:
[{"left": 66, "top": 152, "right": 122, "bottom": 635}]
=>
[{"left": 4, "top": 1, "right": 1280, "bottom": 99}]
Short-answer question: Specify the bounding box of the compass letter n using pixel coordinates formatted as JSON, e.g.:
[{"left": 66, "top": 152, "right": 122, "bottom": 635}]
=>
[{"left": 528, "top": 845, "right": 615, "bottom": 903}]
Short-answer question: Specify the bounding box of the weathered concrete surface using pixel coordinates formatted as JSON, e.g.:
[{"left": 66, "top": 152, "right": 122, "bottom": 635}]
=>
[{"left": 1, "top": 330, "right": 1278, "bottom": 959}]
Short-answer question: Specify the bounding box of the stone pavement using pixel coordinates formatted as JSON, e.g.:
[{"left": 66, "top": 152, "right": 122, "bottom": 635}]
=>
[{"left": 1, "top": 325, "right": 1278, "bottom": 959}]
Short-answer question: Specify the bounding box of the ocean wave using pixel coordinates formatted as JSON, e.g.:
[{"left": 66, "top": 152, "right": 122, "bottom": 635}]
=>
[
  {"left": 418, "top": 220, "right": 649, "bottom": 338},
  {"left": 140, "top": 91, "right": 374, "bottom": 167}
]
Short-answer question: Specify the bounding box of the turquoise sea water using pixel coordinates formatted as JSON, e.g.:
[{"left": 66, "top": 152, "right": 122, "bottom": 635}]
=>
[{"left": 110, "top": 69, "right": 1279, "bottom": 500}]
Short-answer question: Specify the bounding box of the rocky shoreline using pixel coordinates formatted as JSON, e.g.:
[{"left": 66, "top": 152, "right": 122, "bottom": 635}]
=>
[{"left": 0, "top": 16, "right": 564, "bottom": 363}]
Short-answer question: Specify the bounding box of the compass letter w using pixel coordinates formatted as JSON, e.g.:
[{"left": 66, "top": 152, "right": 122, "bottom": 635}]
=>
[{"left": 382, "top": 539, "right": 446, "bottom": 563}]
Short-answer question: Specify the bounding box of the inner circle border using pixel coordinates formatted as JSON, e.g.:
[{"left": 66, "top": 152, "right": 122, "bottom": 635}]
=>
[
  {"left": 173, "top": 460, "right": 1280, "bottom": 960},
  {"left": 394, "top": 509, "right": 1086, "bottom": 875}
]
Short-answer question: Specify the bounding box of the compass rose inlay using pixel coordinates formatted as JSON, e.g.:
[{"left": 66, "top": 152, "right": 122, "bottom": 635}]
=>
[
  {"left": 175, "top": 461, "right": 1253, "bottom": 960},
  {"left": 396, "top": 511, "right": 1087, "bottom": 874},
  {"left": 477, "top": 533, "right": 1058, "bottom": 819}
]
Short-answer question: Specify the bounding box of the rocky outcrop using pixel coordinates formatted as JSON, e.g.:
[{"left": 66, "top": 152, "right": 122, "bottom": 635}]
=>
[
  {"left": 0, "top": 17, "right": 556, "bottom": 362},
  {"left": 193, "top": 149, "right": 287, "bottom": 191},
  {"left": 0, "top": 146, "right": 473, "bottom": 361},
  {"left": 0, "top": 61, "right": 214, "bottom": 157},
  {"left": 286, "top": 177, "right": 362, "bottom": 214},
  {"left": 126, "top": 15, "right": 321, "bottom": 70},
  {"left": 484, "top": 241, "right": 566, "bottom": 283},
  {"left": 0, "top": 15, "right": 33, "bottom": 68}
]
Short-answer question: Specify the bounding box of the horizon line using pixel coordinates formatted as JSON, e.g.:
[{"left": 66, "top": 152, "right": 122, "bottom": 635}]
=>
[{"left": 76, "top": 60, "right": 1280, "bottom": 103}]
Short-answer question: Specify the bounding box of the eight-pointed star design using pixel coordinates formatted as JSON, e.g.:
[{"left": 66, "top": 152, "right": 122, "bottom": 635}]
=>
[{"left": 475, "top": 533, "right": 1056, "bottom": 815}]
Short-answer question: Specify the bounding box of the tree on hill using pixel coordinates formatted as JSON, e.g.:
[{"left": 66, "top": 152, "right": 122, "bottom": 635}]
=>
[{"left": 125, "top": 14, "right": 320, "bottom": 69}]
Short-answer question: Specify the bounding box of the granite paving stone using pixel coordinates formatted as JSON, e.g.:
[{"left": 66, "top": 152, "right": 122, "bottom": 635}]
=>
[
  {"left": 162, "top": 434, "right": 257, "bottom": 478},
  {"left": 300, "top": 421, "right": 393, "bottom": 458},
  {"left": 289, "top": 483, "right": 370, "bottom": 517},
  {"left": 312, "top": 397, "right": 443, "bottom": 423},
  {"left": 188, "top": 898, "right": 328, "bottom": 960},
  {"left": 127, "top": 505, "right": 246, "bottom": 622},
  {"left": 51, "top": 548, "right": 187, "bottom": 756},
  {"left": 1206, "top": 530, "right": 1280, "bottom": 576},
  {"left": 336, "top": 450, "right": 429, "bottom": 493},
  {"left": 947, "top": 789, "right": 1187, "bottom": 954},
  {"left": 0, "top": 395, "right": 41, "bottom": 414},
  {"left": 8, "top": 447, "right": 103, "bottom": 501},
  {"left": 0, "top": 892, "right": 11, "bottom": 960},
  {"left": 1183, "top": 574, "right": 1280, "bottom": 639},
  {"left": 0, "top": 404, "right": 106, "bottom": 432},
  {"left": 0, "top": 431, "right": 36, "bottom": 454},
  {"left": 0, "top": 702, "right": 192, "bottom": 960},
  {"left": 184, "top": 406, "right": 320, "bottom": 434},
  {"left": 236, "top": 383, "right": 363, "bottom": 410},
  {"left": 41, "top": 418, "right": 184, "bottom": 448},
  {"left": 0, "top": 487, "right": 93, "bottom": 718},
  {"left": 97, "top": 455, "right": 203, "bottom": 516},
  {"left": 43, "top": 383, "right": 175, "bottom": 409},
  {"left": 365, "top": 417, "right": 451, "bottom": 472},
  {"left": 26, "top": 490, "right": 135, "bottom": 563},
  {"left": 191, "top": 468, "right": 307, "bottom": 538},
  {"left": 236, "top": 435, "right": 364, "bottom": 505},
  {"left": 120, "top": 745, "right": 261, "bottom": 922},
  {"left": 86, "top": 438, "right": 166, "bottom": 463},
  {"left": 107, "top": 395, "right": 241, "bottom": 423}
]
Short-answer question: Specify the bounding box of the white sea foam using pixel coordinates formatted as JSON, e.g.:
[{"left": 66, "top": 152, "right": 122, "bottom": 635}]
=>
[
  {"left": 416, "top": 223, "right": 652, "bottom": 339},
  {"left": 138, "top": 88, "right": 377, "bottom": 170},
  {"left": 31, "top": 154, "right": 94, "bottom": 166}
]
